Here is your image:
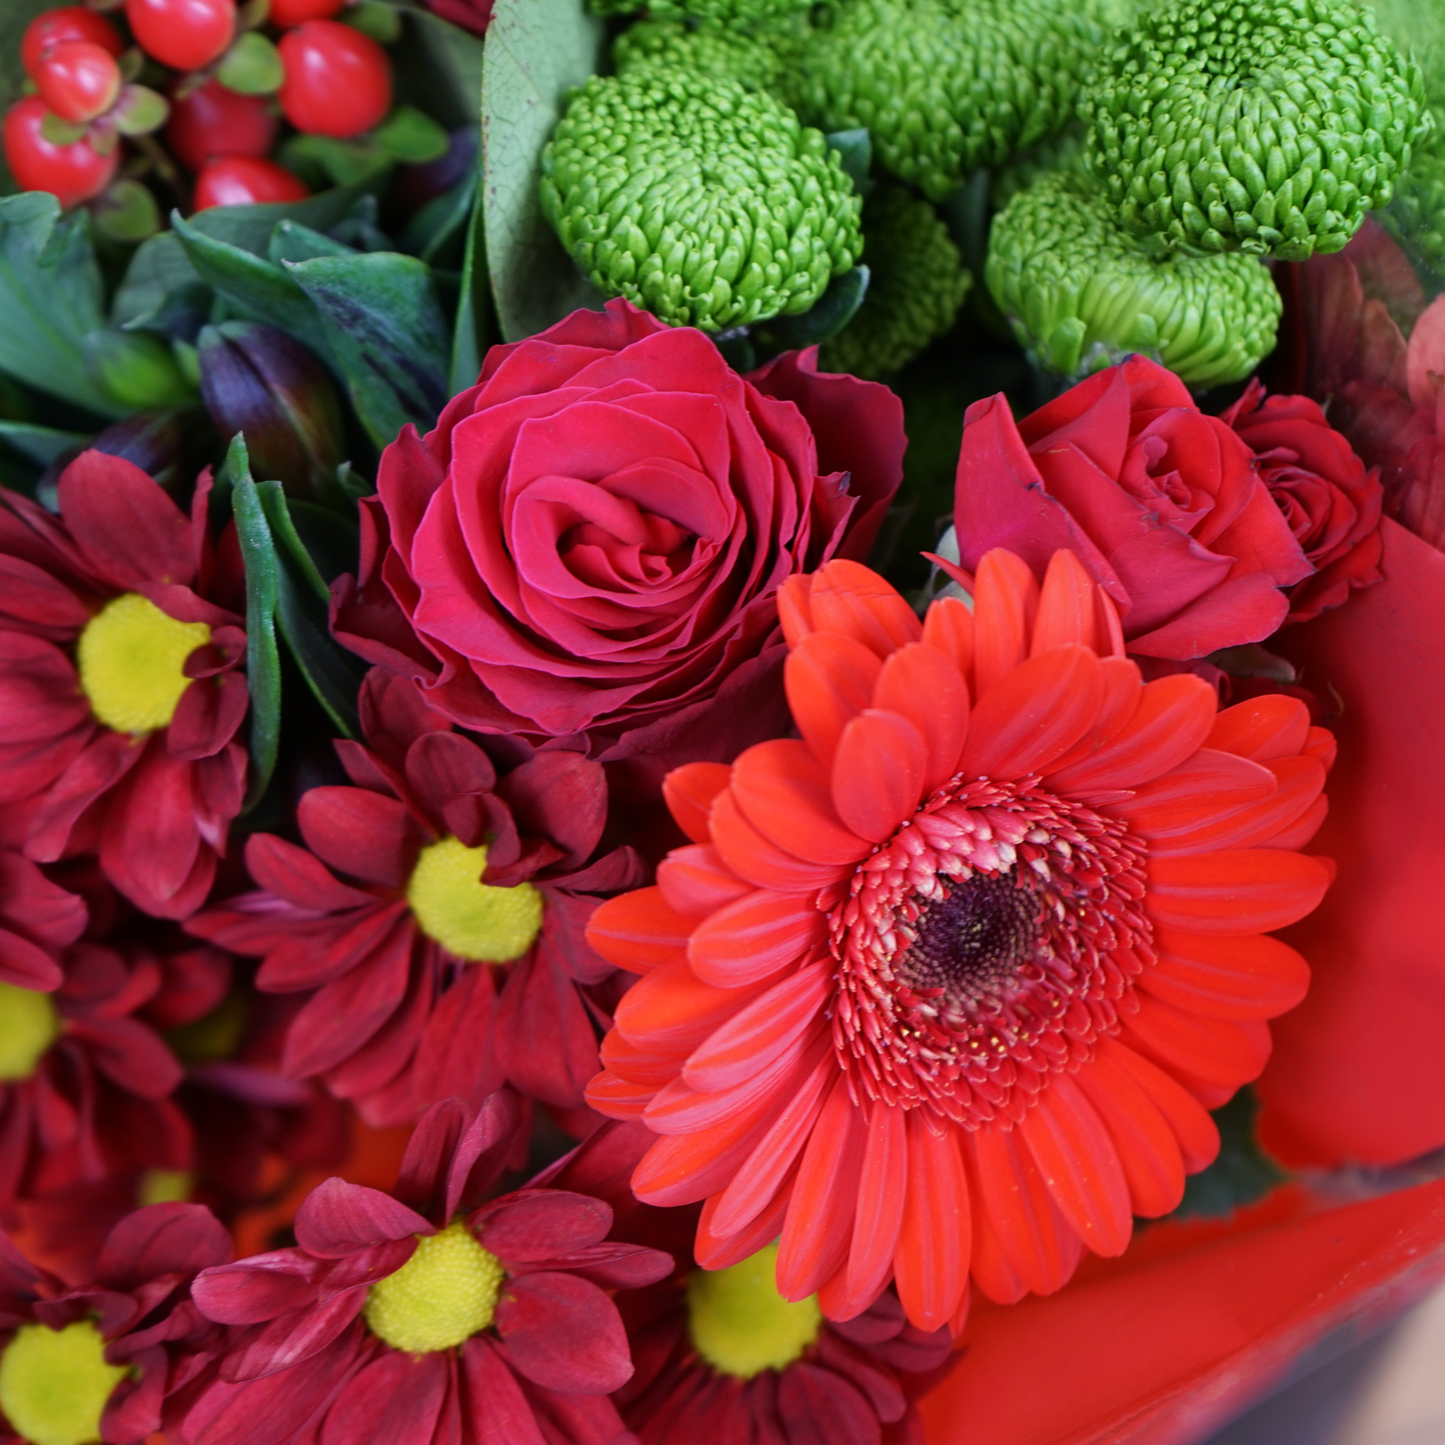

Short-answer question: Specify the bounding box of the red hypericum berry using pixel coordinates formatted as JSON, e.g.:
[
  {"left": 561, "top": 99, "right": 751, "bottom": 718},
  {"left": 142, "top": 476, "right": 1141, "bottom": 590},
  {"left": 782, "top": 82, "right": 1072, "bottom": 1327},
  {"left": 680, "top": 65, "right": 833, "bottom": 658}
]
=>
[
  {"left": 35, "top": 41, "right": 123, "bottom": 125},
  {"left": 193, "top": 155, "right": 309, "bottom": 210},
  {"left": 3, "top": 95, "right": 119, "bottom": 208},
  {"left": 21, "top": 7, "right": 124, "bottom": 78},
  {"left": 167, "top": 80, "right": 279, "bottom": 173},
  {"left": 277, "top": 21, "right": 392, "bottom": 139},
  {"left": 125, "top": 0, "right": 236, "bottom": 73},
  {"left": 268, "top": 0, "right": 347, "bottom": 24}
]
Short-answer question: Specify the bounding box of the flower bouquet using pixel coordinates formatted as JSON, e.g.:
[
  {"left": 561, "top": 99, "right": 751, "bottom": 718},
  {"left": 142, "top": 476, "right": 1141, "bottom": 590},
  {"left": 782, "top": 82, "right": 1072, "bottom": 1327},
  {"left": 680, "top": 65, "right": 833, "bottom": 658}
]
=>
[{"left": 3, "top": 1, "right": 1445, "bottom": 1443}]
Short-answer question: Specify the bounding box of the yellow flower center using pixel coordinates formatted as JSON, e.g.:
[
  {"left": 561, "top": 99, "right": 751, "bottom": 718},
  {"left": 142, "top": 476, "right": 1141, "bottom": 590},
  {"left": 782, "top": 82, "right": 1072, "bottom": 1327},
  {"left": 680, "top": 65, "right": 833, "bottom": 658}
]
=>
[
  {"left": 75, "top": 593, "right": 211, "bottom": 734},
  {"left": 405, "top": 837, "right": 544, "bottom": 963},
  {"left": 0, "top": 1320, "right": 128, "bottom": 1445},
  {"left": 686, "top": 1243, "right": 823, "bottom": 1379},
  {"left": 138, "top": 1169, "right": 193, "bottom": 1205},
  {"left": 363, "top": 1220, "right": 506, "bottom": 1355},
  {"left": 0, "top": 981, "right": 60, "bottom": 1082}
]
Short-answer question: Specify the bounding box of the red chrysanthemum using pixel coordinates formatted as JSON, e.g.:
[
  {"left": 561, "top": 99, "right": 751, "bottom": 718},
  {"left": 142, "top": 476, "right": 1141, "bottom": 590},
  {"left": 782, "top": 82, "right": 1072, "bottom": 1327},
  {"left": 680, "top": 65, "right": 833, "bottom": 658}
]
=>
[
  {"left": 0, "top": 1202, "right": 229, "bottom": 1445},
  {"left": 189, "top": 671, "right": 645, "bottom": 1127},
  {"left": 586, "top": 551, "right": 1336, "bottom": 1332},
  {"left": 0, "top": 849, "right": 85, "bottom": 993},
  {"left": 1, "top": 926, "right": 205, "bottom": 1214},
  {"left": 0, "top": 453, "right": 247, "bottom": 920},
  {"left": 186, "top": 1092, "right": 673, "bottom": 1445}
]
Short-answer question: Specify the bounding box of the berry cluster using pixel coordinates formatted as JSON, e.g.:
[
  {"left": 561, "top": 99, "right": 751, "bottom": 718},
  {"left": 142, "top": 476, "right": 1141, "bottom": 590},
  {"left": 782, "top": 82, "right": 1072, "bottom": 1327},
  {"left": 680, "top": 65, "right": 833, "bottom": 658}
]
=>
[{"left": 5, "top": 0, "right": 397, "bottom": 217}]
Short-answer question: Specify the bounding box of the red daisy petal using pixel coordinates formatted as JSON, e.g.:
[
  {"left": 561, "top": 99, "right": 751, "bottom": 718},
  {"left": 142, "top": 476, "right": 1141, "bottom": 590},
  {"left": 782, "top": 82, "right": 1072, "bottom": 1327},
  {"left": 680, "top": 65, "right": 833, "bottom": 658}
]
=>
[
  {"left": 662, "top": 761, "right": 733, "bottom": 845},
  {"left": 687, "top": 890, "right": 826, "bottom": 989},
  {"left": 893, "top": 1112, "right": 971, "bottom": 1331},
  {"left": 831, "top": 709, "right": 927, "bottom": 845},
  {"left": 1144, "top": 928, "right": 1310, "bottom": 1021},
  {"left": 972, "top": 550, "right": 1039, "bottom": 697},
  {"left": 785, "top": 631, "right": 882, "bottom": 771},
  {"left": 806, "top": 560, "right": 922, "bottom": 658},
  {"left": 707, "top": 787, "right": 842, "bottom": 893},
  {"left": 584, "top": 887, "right": 692, "bottom": 974},
  {"left": 1206, "top": 692, "right": 1311, "bottom": 761},
  {"left": 1146, "top": 850, "right": 1334, "bottom": 933},
  {"left": 655, "top": 846, "right": 753, "bottom": 920},
  {"left": 871, "top": 642, "right": 970, "bottom": 795},
  {"left": 730, "top": 739, "right": 870, "bottom": 867}
]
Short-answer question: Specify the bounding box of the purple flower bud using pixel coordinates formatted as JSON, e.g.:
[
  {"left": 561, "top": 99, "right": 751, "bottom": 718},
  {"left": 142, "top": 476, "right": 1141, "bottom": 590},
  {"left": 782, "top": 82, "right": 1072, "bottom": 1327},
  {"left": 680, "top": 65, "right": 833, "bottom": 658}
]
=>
[{"left": 198, "top": 322, "right": 345, "bottom": 500}]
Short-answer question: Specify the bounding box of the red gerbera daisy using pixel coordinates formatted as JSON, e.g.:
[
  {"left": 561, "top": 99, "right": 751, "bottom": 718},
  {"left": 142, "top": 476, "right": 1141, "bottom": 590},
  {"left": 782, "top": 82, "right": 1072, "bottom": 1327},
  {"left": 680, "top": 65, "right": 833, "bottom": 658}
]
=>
[
  {"left": 0, "top": 453, "right": 247, "bottom": 920},
  {"left": 189, "top": 671, "right": 644, "bottom": 1127},
  {"left": 585, "top": 551, "right": 1335, "bottom": 1332},
  {"left": 1, "top": 929, "right": 201, "bottom": 1214},
  {"left": 186, "top": 1092, "right": 673, "bottom": 1445},
  {"left": 0, "top": 1201, "right": 229, "bottom": 1445}
]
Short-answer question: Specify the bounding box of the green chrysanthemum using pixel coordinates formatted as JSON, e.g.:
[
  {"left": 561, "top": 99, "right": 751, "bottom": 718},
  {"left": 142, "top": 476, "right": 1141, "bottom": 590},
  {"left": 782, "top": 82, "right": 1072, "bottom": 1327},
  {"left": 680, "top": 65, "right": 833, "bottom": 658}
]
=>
[
  {"left": 990, "top": 125, "right": 1087, "bottom": 212},
  {"left": 612, "top": 17, "right": 805, "bottom": 102},
  {"left": 821, "top": 185, "right": 972, "bottom": 378},
  {"left": 591, "top": 0, "right": 808, "bottom": 21},
  {"left": 797, "top": 0, "right": 1126, "bottom": 202},
  {"left": 985, "top": 171, "right": 1282, "bottom": 386},
  {"left": 540, "top": 69, "right": 862, "bottom": 331},
  {"left": 1082, "top": 0, "right": 1433, "bottom": 261}
]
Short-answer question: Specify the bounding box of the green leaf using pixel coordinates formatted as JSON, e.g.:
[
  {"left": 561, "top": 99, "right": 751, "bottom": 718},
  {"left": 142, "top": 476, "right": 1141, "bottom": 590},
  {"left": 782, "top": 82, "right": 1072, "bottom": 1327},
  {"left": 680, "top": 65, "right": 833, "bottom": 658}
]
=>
[
  {"left": 268, "top": 220, "right": 356, "bottom": 267},
  {"left": 450, "top": 186, "right": 489, "bottom": 391},
  {"left": 112, "top": 233, "right": 204, "bottom": 329},
  {"left": 287, "top": 250, "right": 451, "bottom": 446},
  {"left": 0, "top": 421, "right": 89, "bottom": 465},
  {"left": 372, "top": 106, "right": 451, "bottom": 164},
  {"left": 1173, "top": 1089, "right": 1288, "bottom": 1221},
  {"left": 91, "top": 180, "right": 162, "bottom": 245},
  {"left": 278, "top": 134, "right": 393, "bottom": 191},
  {"left": 216, "top": 33, "right": 285, "bottom": 95},
  {"left": 396, "top": 9, "right": 488, "bottom": 131},
  {"left": 756, "top": 266, "right": 870, "bottom": 349},
  {"left": 0, "top": 194, "right": 125, "bottom": 417},
  {"left": 82, "top": 330, "right": 197, "bottom": 410},
  {"left": 825, "top": 128, "right": 873, "bottom": 194},
  {"left": 227, "top": 436, "right": 283, "bottom": 812},
  {"left": 186, "top": 179, "right": 386, "bottom": 258},
  {"left": 256, "top": 481, "right": 362, "bottom": 738},
  {"left": 344, "top": 0, "right": 404, "bottom": 45},
  {"left": 171, "top": 212, "right": 329, "bottom": 355},
  {"left": 482, "top": 0, "right": 608, "bottom": 341}
]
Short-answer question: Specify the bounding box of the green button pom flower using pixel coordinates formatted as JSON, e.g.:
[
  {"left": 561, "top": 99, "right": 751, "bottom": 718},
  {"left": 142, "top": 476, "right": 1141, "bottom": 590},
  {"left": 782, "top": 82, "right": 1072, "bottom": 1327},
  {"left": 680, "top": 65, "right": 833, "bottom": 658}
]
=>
[
  {"left": 540, "top": 69, "right": 863, "bottom": 332},
  {"left": 612, "top": 17, "right": 804, "bottom": 101},
  {"left": 1082, "top": 0, "right": 1433, "bottom": 261},
  {"left": 821, "top": 185, "right": 972, "bottom": 379},
  {"left": 985, "top": 171, "right": 1283, "bottom": 387},
  {"left": 591, "top": 0, "right": 808, "bottom": 22},
  {"left": 797, "top": 0, "right": 1125, "bottom": 202}
]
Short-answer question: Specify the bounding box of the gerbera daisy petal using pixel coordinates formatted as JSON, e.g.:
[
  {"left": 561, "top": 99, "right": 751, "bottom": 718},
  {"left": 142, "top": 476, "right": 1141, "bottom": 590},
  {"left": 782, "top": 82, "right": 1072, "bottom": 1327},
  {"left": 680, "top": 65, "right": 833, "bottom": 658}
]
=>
[
  {"left": 831, "top": 709, "right": 928, "bottom": 844},
  {"left": 1046, "top": 673, "right": 1217, "bottom": 793},
  {"left": 920, "top": 595, "right": 974, "bottom": 680},
  {"left": 656, "top": 847, "right": 753, "bottom": 920},
  {"left": 1074, "top": 1050, "right": 1186, "bottom": 1218},
  {"left": 1120, "top": 995, "right": 1273, "bottom": 1090},
  {"left": 710, "top": 1057, "right": 833, "bottom": 1239},
  {"left": 699, "top": 1172, "right": 797, "bottom": 1270},
  {"left": 1206, "top": 693, "right": 1312, "bottom": 762},
  {"left": 871, "top": 642, "right": 970, "bottom": 794},
  {"left": 585, "top": 1069, "right": 655, "bottom": 1117},
  {"left": 958, "top": 644, "right": 1104, "bottom": 780},
  {"left": 731, "top": 741, "right": 871, "bottom": 866},
  {"left": 777, "top": 574, "right": 814, "bottom": 648},
  {"left": 585, "top": 887, "right": 692, "bottom": 973},
  {"left": 1261, "top": 794, "right": 1328, "bottom": 851},
  {"left": 707, "top": 789, "right": 841, "bottom": 893},
  {"left": 1146, "top": 850, "right": 1334, "bottom": 933},
  {"left": 687, "top": 891, "right": 827, "bottom": 989},
  {"left": 1144, "top": 755, "right": 1327, "bottom": 856},
  {"left": 1016, "top": 1073, "right": 1133, "bottom": 1258},
  {"left": 892, "top": 1113, "right": 970, "bottom": 1331},
  {"left": 683, "top": 964, "right": 834, "bottom": 1093},
  {"left": 1105, "top": 749, "right": 1278, "bottom": 839},
  {"left": 1031, "top": 548, "right": 1104, "bottom": 655},
  {"left": 776, "top": 1075, "right": 869, "bottom": 1300},
  {"left": 972, "top": 549, "right": 1039, "bottom": 697},
  {"left": 806, "top": 561, "right": 922, "bottom": 658},
  {"left": 963, "top": 1128, "right": 1082, "bottom": 1299},
  {"left": 1144, "top": 928, "right": 1311, "bottom": 1021},
  {"left": 963, "top": 1196, "right": 1027, "bottom": 1305},
  {"left": 785, "top": 632, "right": 881, "bottom": 771},
  {"left": 833, "top": 1104, "right": 907, "bottom": 1319},
  {"left": 663, "top": 762, "right": 733, "bottom": 846},
  {"left": 614, "top": 958, "right": 769, "bottom": 1056},
  {"left": 633, "top": 1105, "right": 777, "bottom": 1207},
  {"left": 1097, "top": 1037, "right": 1220, "bottom": 1173}
]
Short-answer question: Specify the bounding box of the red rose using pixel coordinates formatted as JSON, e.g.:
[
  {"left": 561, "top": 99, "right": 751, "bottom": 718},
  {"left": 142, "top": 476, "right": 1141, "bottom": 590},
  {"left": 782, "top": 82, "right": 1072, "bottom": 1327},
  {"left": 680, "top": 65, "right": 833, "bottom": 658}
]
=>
[
  {"left": 951, "top": 355, "right": 1312, "bottom": 659},
  {"left": 1220, "top": 380, "right": 1384, "bottom": 623},
  {"left": 333, "top": 299, "right": 904, "bottom": 793}
]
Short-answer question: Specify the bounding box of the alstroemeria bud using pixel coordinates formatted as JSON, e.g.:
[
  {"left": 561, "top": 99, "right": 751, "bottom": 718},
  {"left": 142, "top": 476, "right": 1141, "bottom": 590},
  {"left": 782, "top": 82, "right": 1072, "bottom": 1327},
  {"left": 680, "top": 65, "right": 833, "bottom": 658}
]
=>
[{"left": 197, "top": 321, "right": 344, "bottom": 499}]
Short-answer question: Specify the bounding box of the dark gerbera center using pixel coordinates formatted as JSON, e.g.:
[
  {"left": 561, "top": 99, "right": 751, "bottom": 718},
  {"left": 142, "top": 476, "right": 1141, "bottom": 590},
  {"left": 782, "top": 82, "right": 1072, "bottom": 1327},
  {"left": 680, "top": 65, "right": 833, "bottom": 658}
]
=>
[
  {"left": 894, "top": 872, "right": 1042, "bottom": 1007},
  {"left": 828, "top": 776, "right": 1153, "bottom": 1129}
]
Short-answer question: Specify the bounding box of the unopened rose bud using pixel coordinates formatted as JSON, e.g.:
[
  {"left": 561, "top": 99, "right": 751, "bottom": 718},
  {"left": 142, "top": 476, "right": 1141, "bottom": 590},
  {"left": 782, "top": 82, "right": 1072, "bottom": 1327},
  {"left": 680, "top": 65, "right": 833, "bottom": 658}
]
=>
[{"left": 197, "top": 321, "right": 345, "bottom": 500}]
